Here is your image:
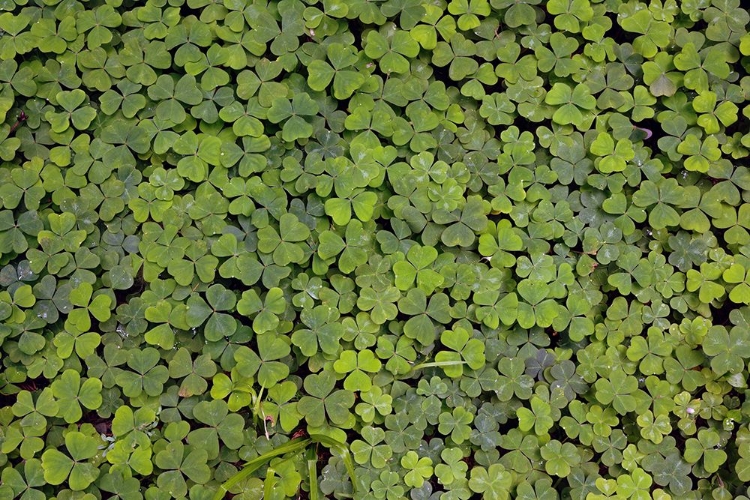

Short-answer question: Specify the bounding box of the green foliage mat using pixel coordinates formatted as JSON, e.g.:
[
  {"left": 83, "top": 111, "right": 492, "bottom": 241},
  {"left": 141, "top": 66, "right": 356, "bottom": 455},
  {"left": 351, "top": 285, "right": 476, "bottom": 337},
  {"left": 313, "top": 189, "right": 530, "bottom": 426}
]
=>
[{"left": 3, "top": 0, "right": 750, "bottom": 498}]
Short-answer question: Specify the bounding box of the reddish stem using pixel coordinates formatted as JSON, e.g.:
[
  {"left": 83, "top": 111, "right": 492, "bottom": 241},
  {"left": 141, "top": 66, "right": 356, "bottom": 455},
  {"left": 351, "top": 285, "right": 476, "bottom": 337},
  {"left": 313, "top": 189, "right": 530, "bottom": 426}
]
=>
[{"left": 9, "top": 111, "right": 27, "bottom": 134}]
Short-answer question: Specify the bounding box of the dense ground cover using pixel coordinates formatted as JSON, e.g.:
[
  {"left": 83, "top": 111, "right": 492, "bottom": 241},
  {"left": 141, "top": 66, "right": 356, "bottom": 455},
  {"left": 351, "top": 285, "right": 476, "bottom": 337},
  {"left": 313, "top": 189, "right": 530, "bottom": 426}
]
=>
[{"left": 2, "top": 0, "right": 750, "bottom": 498}]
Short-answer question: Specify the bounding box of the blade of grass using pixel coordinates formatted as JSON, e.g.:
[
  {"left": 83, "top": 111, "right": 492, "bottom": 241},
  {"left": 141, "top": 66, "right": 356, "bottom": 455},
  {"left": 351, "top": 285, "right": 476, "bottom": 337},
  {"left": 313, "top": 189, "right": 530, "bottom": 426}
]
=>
[
  {"left": 309, "top": 433, "right": 357, "bottom": 493},
  {"left": 411, "top": 360, "right": 468, "bottom": 371},
  {"left": 212, "top": 437, "right": 311, "bottom": 500},
  {"left": 307, "top": 445, "right": 319, "bottom": 500},
  {"left": 264, "top": 467, "right": 276, "bottom": 500}
]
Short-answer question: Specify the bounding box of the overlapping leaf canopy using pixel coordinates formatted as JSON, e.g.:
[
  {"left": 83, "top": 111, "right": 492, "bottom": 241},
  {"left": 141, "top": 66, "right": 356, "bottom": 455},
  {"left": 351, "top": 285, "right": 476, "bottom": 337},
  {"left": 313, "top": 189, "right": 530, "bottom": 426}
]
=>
[{"left": 2, "top": 0, "right": 750, "bottom": 499}]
